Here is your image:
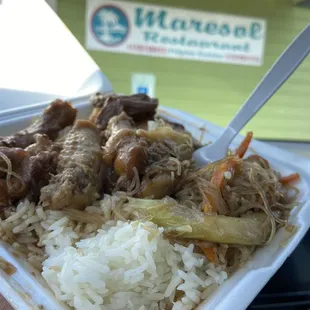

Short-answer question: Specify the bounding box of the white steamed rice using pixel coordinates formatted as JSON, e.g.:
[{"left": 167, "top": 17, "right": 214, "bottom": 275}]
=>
[{"left": 42, "top": 221, "right": 227, "bottom": 310}]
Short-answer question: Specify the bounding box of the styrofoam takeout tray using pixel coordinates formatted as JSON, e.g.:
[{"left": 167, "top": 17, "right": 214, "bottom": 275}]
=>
[
  {"left": 0, "top": 101, "right": 309, "bottom": 310},
  {"left": 1, "top": 1, "right": 310, "bottom": 308}
]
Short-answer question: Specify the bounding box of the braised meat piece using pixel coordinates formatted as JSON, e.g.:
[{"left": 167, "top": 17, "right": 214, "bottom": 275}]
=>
[
  {"left": 101, "top": 166, "right": 119, "bottom": 195},
  {"left": 101, "top": 112, "right": 196, "bottom": 198},
  {"left": 25, "top": 134, "right": 62, "bottom": 156},
  {"left": 114, "top": 140, "right": 148, "bottom": 179},
  {"left": 102, "top": 113, "right": 148, "bottom": 180},
  {"left": 89, "top": 96, "right": 123, "bottom": 130},
  {"left": 104, "top": 112, "right": 135, "bottom": 140},
  {"left": 24, "top": 151, "right": 59, "bottom": 202},
  {"left": 0, "top": 180, "right": 9, "bottom": 210},
  {"left": 136, "top": 172, "right": 174, "bottom": 199},
  {"left": 24, "top": 135, "right": 61, "bottom": 202},
  {"left": 0, "top": 147, "right": 29, "bottom": 199},
  {"left": 40, "top": 120, "right": 102, "bottom": 210},
  {"left": 120, "top": 93, "right": 159, "bottom": 122},
  {"left": 100, "top": 111, "right": 149, "bottom": 194},
  {"left": 0, "top": 146, "right": 60, "bottom": 204},
  {"left": 0, "top": 147, "right": 29, "bottom": 170},
  {"left": 0, "top": 99, "right": 77, "bottom": 149},
  {"left": 90, "top": 93, "right": 158, "bottom": 131}
]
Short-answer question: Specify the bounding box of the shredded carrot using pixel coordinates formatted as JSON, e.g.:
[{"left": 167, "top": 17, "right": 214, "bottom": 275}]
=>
[
  {"left": 205, "top": 132, "right": 253, "bottom": 214},
  {"left": 210, "top": 132, "right": 252, "bottom": 192},
  {"left": 200, "top": 246, "right": 216, "bottom": 263},
  {"left": 211, "top": 157, "right": 238, "bottom": 189},
  {"left": 204, "top": 157, "right": 238, "bottom": 214},
  {"left": 235, "top": 131, "right": 253, "bottom": 158},
  {"left": 280, "top": 173, "right": 300, "bottom": 185}
]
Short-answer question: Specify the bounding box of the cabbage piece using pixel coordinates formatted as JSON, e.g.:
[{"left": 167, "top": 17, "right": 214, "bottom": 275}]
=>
[{"left": 125, "top": 198, "right": 272, "bottom": 246}]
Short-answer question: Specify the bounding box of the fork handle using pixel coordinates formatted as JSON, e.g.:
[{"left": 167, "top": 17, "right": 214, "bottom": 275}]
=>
[{"left": 222, "top": 24, "right": 310, "bottom": 142}]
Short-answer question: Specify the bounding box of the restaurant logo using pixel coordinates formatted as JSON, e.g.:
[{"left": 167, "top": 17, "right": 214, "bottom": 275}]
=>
[{"left": 91, "top": 5, "right": 129, "bottom": 46}]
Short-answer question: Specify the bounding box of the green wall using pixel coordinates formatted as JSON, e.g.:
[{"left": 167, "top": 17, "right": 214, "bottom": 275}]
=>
[{"left": 58, "top": 0, "right": 310, "bottom": 141}]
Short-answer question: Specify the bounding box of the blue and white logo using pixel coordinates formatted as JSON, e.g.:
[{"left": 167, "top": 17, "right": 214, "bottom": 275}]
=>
[{"left": 91, "top": 5, "right": 129, "bottom": 46}]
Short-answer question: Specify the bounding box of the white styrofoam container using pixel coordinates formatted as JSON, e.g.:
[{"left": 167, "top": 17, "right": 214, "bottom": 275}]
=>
[
  {"left": 1, "top": 1, "right": 309, "bottom": 309},
  {"left": 0, "top": 101, "right": 309, "bottom": 310}
]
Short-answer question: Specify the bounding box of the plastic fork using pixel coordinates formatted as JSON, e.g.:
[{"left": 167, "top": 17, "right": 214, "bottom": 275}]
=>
[{"left": 193, "top": 24, "right": 310, "bottom": 167}]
